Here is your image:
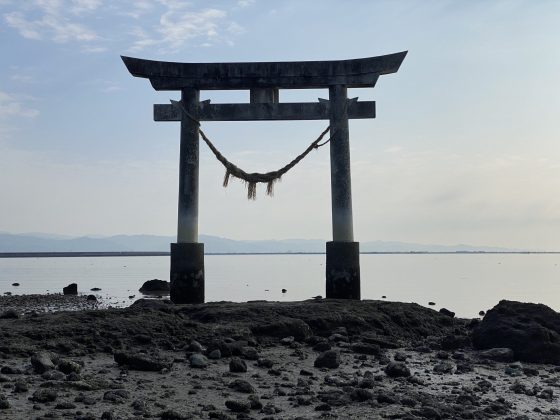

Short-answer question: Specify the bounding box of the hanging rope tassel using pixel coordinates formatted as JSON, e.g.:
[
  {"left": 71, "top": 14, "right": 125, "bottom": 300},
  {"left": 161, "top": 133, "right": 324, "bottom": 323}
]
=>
[{"left": 171, "top": 99, "right": 331, "bottom": 199}]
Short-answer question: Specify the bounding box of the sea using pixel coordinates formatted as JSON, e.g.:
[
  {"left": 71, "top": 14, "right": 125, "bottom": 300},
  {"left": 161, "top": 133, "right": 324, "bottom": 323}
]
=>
[{"left": 1, "top": 253, "right": 559, "bottom": 318}]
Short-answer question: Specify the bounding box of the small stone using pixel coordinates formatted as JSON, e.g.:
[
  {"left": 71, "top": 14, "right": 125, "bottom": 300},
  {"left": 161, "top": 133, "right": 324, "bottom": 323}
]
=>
[
  {"left": 31, "top": 351, "right": 56, "bottom": 374},
  {"left": 479, "top": 348, "right": 514, "bottom": 363},
  {"left": 281, "top": 289, "right": 287, "bottom": 293},
  {"left": 55, "top": 401, "right": 76, "bottom": 409},
  {"left": 240, "top": 346, "right": 259, "bottom": 360},
  {"left": 86, "top": 295, "right": 97, "bottom": 301},
  {"left": 257, "top": 358, "right": 273, "bottom": 368},
  {"left": 479, "top": 310, "right": 486, "bottom": 316},
  {"left": 314, "top": 350, "right": 341, "bottom": 369},
  {"left": 0, "top": 309, "right": 19, "bottom": 319},
  {"left": 248, "top": 394, "right": 262, "bottom": 410},
  {"left": 11, "top": 283, "right": 19, "bottom": 286},
  {"left": 14, "top": 380, "right": 29, "bottom": 393},
  {"left": 439, "top": 308, "right": 455, "bottom": 318},
  {"left": 189, "top": 354, "right": 208, "bottom": 369},
  {"left": 229, "top": 357, "right": 247, "bottom": 373},
  {"left": 188, "top": 340, "right": 204, "bottom": 353},
  {"left": 63, "top": 283, "right": 78, "bottom": 295},
  {"left": 229, "top": 379, "right": 255, "bottom": 394},
  {"left": 103, "top": 390, "right": 130, "bottom": 403},
  {"left": 384, "top": 361, "right": 411, "bottom": 378},
  {"left": 428, "top": 302, "right": 435, "bottom": 306},
  {"left": 393, "top": 351, "right": 407, "bottom": 361},
  {"left": 32, "top": 389, "right": 58, "bottom": 403},
  {"left": 208, "top": 349, "right": 221, "bottom": 360},
  {"left": 350, "top": 388, "right": 373, "bottom": 402},
  {"left": 0, "top": 394, "right": 10, "bottom": 409},
  {"left": 91, "top": 287, "right": 102, "bottom": 291},
  {"left": 225, "top": 399, "right": 250, "bottom": 413},
  {"left": 433, "top": 361, "right": 455, "bottom": 374},
  {"left": 58, "top": 359, "right": 82, "bottom": 374}
]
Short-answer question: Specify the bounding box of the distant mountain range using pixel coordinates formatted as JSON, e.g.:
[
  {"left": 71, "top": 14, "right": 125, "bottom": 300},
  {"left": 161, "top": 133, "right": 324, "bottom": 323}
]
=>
[{"left": 0, "top": 232, "right": 523, "bottom": 253}]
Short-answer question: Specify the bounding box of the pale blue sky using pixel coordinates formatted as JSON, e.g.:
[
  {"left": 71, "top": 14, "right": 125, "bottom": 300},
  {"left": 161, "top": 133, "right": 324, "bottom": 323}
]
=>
[{"left": 1, "top": 0, "right": 559, "bottom": 249}]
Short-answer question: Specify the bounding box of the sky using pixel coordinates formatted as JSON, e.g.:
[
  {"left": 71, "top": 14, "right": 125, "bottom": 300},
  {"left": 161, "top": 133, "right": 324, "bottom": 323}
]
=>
[{"left": 1, "top": 0, "right": 559, "bottom": 249}]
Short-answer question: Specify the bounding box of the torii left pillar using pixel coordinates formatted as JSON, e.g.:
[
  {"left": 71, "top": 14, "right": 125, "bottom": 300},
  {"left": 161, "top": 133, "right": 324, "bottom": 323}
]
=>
[{"left": 170, "top": 88, "right": 205, "bottom": 304}]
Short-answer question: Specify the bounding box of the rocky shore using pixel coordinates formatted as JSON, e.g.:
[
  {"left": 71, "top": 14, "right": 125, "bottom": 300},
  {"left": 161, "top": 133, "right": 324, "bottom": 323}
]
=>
[{"left": 0, "top": 296, "right": 559, "bottom": 419}]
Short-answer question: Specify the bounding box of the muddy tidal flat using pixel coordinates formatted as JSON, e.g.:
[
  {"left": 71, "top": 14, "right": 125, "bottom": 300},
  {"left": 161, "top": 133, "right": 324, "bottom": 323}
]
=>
[{"left": 0, "top": 296, "right": 559, "bottom": 419}]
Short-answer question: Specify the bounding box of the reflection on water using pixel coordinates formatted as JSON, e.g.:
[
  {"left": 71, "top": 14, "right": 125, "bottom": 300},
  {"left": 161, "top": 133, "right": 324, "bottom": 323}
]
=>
[{"left": 0, "top": 254, "right": 559, "bottom": 318}]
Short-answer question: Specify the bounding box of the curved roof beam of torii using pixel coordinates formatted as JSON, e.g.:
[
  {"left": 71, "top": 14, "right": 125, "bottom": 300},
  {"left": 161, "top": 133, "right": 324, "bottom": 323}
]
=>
[{"left": 121, "top": 51, "right": 407, "bottom": 91}]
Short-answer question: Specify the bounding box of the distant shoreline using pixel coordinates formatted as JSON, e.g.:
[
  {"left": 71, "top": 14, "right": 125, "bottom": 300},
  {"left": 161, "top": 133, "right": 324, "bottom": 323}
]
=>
[{"left": 0, "top": 251, "right": 558, "bottom": 258}]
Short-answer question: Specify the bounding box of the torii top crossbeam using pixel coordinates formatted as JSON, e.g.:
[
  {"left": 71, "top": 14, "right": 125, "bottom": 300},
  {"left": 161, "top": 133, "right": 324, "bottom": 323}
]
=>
[{"left": 121, "top": 52, "right": 407, "bottom": 90}]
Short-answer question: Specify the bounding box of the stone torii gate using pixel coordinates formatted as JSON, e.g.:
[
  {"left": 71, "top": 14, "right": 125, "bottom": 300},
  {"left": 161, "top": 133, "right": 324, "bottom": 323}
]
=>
[{"left": 122, "top": 52, "right": 406, "bottom": 304}]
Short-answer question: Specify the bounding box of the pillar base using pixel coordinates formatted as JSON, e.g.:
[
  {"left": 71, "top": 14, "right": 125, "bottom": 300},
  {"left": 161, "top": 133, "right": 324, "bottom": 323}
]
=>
[
  {"left": 325, "top": 241, "right": 360, "bottom": 299},
  {"left": 170, "top": 242, "right": 204, "bottom": 304}
]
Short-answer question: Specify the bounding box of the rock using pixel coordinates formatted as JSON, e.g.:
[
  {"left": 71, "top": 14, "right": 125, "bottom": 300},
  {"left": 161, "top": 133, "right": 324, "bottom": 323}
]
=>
[
  {"left": 229, "top": 357, "right": 247, "bottom": 373},
  {"left": 31, "top": 351, "right": 57, "bottom": 373},
  {"left": 63, "top": 283, "right": 78, "bottom": 295},
  {"left": 114, "top": 351, "right": 173, "bottom": 371},
  {"left": 103, "top": 390, "right": 130, "bottom": 403},
  {"left": 55, "top": 402, "right": 76, "bottom": 409},
  {"left": 0, "top": 394, "right": 9, "bottom": 409},
  {"left": 11, "top": 283, "right": 19, "bottom": 286},
  {"left": 479, "top": 348, "right": 515, "bottom": 363},
  {"left": 257, "top": 358, "right": 273, "bottom": 368},
  {"left": 248, "top": 394, "right": 262, "bottom": 410},
  {"left": 58, "top": 359, "right": 82, "bottom": 374},
  {"left": 86, "top": 295, "right": 97, "bottom": 302},
  {"left": 240, "top": 346, "right": 259, "bottom": 360},
  {"left": 394, "top": 351, "right": 407, "bottom": 361},
  {"left": 14, "top": 380, "right": 28, "bottom": 393},
  {"left": 160, "top": 409, "right": 191, "bottom": 419},
  {"left": 251, "top": 318, "right": 312, "bottom": 341},
  {"left": 188, "top": 340, "right": 204, "bottom": 353},
  {"left": 384, "top": 361, "right": 411, "bottom": 378},
  {"left": 229, "top": 379, "right": 255, "bottom": 394},
  {"left": 350, "top": 342, "right": 381, "bottom": 356},
  {"left": 189, "top": 353, "right": 208, "bottom": 369},
  {"left": 139, "top": 279, "right": 170, "bottom": 293},
  {"left": 90, "top": 287, "right": 101, "bottom": 291},
  {"left": 225, "top": 399, "right": 250, "bottom": 413},
  {"left": 439, "top": 308, "right": 455, "bottom": 318},
  {"left": 32, "top": 389, "right": 58, "bottom": 403},
  {"left": 314, "top": 350, "right": 341, "bottom": 369},
  {"left": 472, "top": 300, "right": 560, "bottom": 364},
  {"left": 208, "top": 349, "right": 221, "bottom": 359},
  {"left": 433, "top": 361, "right": 455, "bottom": 374},
  {"left": 0, "top": 309, "right": 19, "bottom": 319},
  {"left": 479, "top": 310, "right": 486, "bottom": 316},
  {"left": 428, "top": 302, "right": 435, "bottom": 306},
  {"left": 281, "top": 289, "right": 287, "bottom": 293},
  {"left": 42, "top": 370, "right": 65, "bottom": 381},
  {"left": 350, "top": 388, "right": 373, "bottom": 402}
]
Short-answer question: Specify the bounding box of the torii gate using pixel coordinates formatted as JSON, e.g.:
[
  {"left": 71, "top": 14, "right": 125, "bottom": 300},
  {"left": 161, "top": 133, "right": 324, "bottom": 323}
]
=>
[{"left": 122, "top": 52, "right": 406, "bottom": 304}]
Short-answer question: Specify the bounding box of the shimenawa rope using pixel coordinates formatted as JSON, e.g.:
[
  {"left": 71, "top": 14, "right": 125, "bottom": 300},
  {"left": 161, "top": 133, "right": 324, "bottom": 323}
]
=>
[{"left": 171, "top": 100, "right": 331, "bottom": 199}]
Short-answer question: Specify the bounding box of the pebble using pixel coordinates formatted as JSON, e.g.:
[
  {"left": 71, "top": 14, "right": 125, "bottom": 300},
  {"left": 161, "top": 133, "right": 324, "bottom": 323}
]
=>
[
  {"left": 229, "top": 357, "right": 247, "bottom": 373},
  {"left": 385, "top": 361, "right": 411, "bottom": 378},
  {"left": 189, "top": 353, "right": 208, "bottom": 369},
  {"left": 314, "top": 350, "right": 341, "bottom": 369}
]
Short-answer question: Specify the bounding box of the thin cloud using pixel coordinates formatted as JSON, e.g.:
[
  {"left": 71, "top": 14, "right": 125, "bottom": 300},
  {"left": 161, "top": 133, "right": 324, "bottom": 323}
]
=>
[
  {"left": 0, "top": 91, "right": 39, "bottom": 118},
  {"left": 3, "top": 1, "right": 99, "bottom": 43},
  {"left": 128, "top": 5, "right": 240, "bottom": 53}
]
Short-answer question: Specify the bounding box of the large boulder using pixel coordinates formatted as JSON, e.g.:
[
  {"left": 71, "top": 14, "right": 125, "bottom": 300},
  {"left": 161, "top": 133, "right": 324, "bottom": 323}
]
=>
[
  {"left": 139, "top": 279, "right": 170, "bottom": 293},
  {"left": 472, "top": 300, "right": 560, "bottom": 364}
]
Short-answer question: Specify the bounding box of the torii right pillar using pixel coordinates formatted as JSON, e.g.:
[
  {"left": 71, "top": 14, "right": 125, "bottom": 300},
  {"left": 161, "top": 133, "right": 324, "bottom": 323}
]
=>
[{"left": 326, "top": 84, "right": 360, "bottom": 299}]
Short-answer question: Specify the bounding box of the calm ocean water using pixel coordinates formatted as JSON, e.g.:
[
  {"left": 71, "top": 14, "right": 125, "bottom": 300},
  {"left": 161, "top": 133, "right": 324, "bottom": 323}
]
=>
[{"left": 0, "top": 254, "right": 559, "bottom": 318}]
